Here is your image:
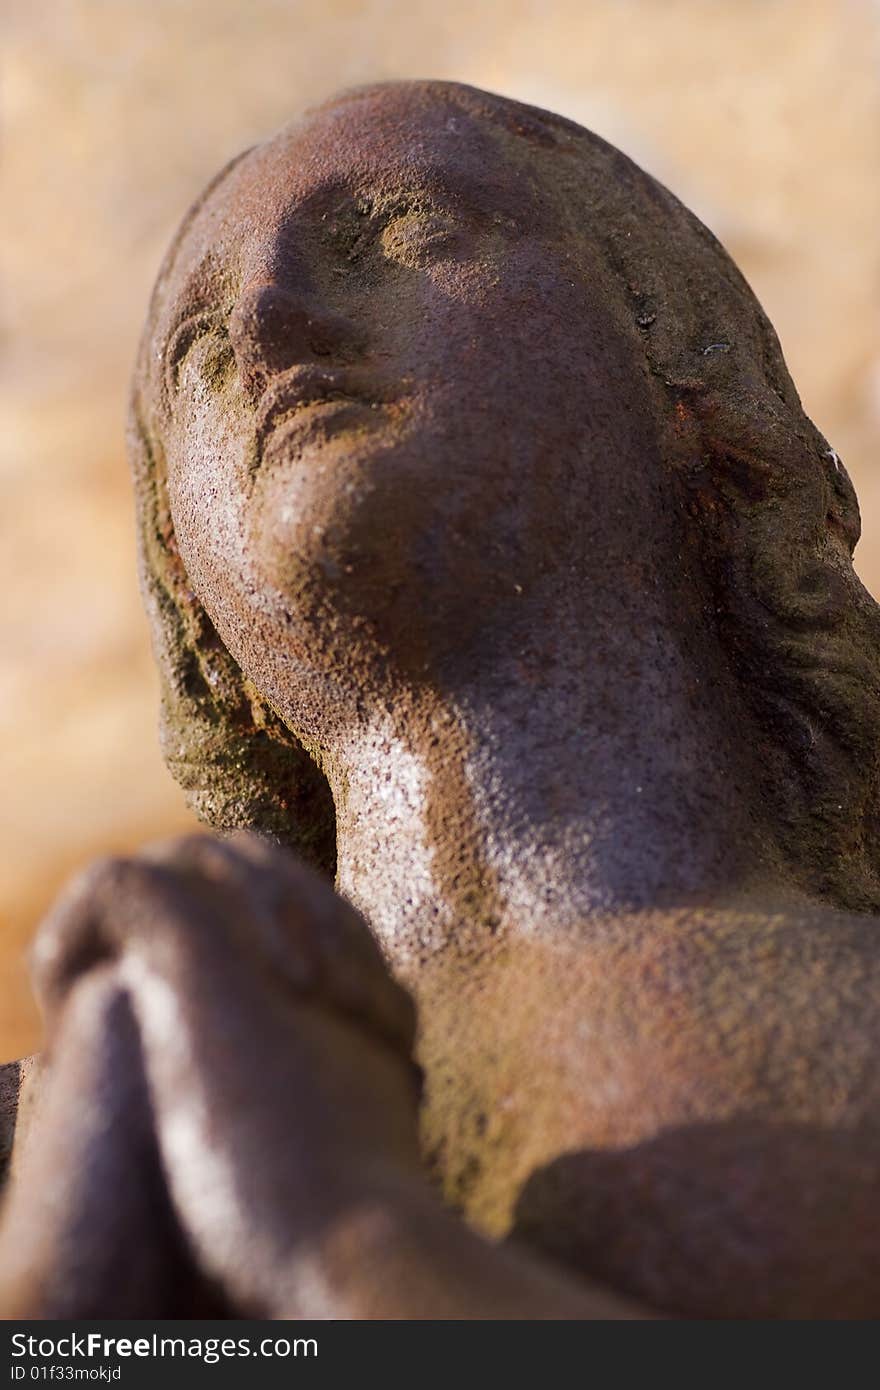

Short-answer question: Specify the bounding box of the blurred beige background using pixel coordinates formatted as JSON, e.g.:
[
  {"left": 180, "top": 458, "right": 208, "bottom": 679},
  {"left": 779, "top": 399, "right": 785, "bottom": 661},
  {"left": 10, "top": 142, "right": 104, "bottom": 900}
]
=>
[{"left": 2, "top": 0, "right": 879, "bottom": 1059}]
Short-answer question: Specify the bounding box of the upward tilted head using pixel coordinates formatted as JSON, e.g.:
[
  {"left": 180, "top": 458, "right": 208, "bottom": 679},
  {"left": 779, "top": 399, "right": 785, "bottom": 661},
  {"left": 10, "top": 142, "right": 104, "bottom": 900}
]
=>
[{"left": 130, "top": 80, "right": 880, "bottom": 909}]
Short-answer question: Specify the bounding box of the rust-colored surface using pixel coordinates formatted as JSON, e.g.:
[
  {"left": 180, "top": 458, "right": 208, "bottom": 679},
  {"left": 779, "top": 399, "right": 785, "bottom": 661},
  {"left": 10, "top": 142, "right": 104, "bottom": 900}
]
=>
[
  {"left": 3, "top": 1, "right": 879, "bottom": 1068},
  {"left": 114, "top": 79, "right": 880, "bottom": 1316},
  {"left": 3, "top": 71, "right": 880, "bottom": 1319}
]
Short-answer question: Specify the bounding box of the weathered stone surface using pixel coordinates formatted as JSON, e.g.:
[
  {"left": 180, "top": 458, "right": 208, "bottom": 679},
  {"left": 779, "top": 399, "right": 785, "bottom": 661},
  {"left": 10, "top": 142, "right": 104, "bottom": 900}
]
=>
[
  {"left": 4, "top": 2, "right": 880, "bottom": 1066},
  {"left": 126, "top": 81, "right": 880, "bottom": 1315},
  {"left": 5, "top": 73, "right": 880, "bottom": 1320}
]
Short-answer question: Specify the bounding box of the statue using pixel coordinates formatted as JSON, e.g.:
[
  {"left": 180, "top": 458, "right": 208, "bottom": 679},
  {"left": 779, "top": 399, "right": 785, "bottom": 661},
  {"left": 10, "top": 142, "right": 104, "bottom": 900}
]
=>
[{"left": 2, "top": 79, "right": 880, "bottom": 1319}]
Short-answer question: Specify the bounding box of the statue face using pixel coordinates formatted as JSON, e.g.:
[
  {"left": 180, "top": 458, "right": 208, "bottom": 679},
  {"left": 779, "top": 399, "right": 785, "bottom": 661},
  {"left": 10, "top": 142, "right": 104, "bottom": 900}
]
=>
[{"left": 156, "top": 85, "right": 677, "bottom": 728}]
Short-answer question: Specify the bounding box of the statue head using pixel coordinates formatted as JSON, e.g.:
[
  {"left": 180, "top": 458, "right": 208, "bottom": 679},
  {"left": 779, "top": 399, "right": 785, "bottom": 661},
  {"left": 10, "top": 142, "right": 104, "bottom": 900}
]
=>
[{"left": 129, "top": 80, "right": 880, "bottom": 908}]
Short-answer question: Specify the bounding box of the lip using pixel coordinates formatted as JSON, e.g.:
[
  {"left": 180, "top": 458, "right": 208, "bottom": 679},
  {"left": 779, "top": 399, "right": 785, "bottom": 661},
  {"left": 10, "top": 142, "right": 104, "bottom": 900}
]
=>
[{"left": 255, "top": 364, "right": 375, "bottom": 455}]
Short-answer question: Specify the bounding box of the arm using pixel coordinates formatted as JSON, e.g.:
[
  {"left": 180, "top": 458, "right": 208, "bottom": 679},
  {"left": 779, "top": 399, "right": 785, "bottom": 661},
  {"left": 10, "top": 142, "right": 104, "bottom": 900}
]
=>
[{"left": 265, "top": 1166, "right": 649, "bottom": 1320}]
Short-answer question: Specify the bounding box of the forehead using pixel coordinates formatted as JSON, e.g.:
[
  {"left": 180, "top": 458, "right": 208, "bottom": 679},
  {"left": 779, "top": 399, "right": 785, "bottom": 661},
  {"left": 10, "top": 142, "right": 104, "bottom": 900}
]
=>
[
  {"left": 162, "top": 88, "right": 551, "bottom": 308},
  {"left": 247, "top": 88, "right": 520, "bottom": 209}
]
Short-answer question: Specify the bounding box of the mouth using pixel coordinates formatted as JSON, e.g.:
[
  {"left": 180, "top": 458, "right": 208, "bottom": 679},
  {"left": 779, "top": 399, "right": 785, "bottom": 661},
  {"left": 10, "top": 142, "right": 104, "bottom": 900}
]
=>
[{"left": 255, "top": 365, "right": 382, "bottom": 457}]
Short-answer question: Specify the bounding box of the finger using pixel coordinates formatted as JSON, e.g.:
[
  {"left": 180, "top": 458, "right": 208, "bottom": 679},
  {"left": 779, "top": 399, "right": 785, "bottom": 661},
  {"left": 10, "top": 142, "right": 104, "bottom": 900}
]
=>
[
  {"left": 29, "top": 857, "right": 143, "bottom": 1024},
  {"left": 0, "top": 969, "right": 217, "bottom": 1317},
  {"left": 214, "top": 831, "right": 418, "bottom": 1055},
  {"left": 145, "top": 831, "right": 418, "bottom": 1057},
  {"left": 31, "top": 835, "right": 417, "bottom": 1068},
  {"left": 139, "top": 832, "right": 321, "bottom": 987},
  {"left": 234, "top": 833, "right": 417, "bottom": 1053},
  {"left": 30, "top": 847, "right": 295, "bottom": 1029}
]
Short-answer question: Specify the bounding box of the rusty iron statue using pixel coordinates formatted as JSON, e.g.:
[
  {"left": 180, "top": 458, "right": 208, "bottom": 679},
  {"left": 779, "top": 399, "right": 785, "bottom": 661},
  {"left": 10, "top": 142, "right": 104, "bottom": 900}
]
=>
[{"left": 2, "top": 81, "right": 880, "bottom": 1319}]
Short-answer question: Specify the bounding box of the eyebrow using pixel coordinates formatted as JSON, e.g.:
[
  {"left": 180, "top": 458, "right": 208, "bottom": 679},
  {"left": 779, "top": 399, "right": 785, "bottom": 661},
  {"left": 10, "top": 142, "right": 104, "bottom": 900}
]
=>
[
  {"left": 395, "top": 148, "right": 548, "bottom": 218},
  {"left": 282, "top": 155, "right": 531, "bottom": 230}
]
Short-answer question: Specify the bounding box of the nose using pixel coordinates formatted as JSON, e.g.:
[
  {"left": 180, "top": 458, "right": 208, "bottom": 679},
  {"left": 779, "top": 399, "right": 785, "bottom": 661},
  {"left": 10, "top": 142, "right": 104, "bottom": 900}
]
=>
[{"left": 229, "top": 280, "right": 357, "bottom": 397}]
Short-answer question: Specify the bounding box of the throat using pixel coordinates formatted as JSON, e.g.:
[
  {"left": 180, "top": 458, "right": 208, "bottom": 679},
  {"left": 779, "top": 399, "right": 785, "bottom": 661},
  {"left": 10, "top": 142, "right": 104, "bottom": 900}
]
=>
[{"left": 326, "top": 635, "right": 780, "bottom": 967}]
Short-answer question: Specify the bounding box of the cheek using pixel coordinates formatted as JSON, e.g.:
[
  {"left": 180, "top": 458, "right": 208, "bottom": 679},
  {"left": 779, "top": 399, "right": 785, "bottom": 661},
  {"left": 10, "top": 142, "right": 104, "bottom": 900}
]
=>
[{"left": 165, "top": 407, "right": 257, "bottom": 626}]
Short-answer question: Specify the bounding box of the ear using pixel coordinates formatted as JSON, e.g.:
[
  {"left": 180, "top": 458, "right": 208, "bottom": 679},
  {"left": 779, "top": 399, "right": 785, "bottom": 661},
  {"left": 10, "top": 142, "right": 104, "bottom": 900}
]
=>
[{"left": 127, "top": 389, "right": 336, "bottom": 878}]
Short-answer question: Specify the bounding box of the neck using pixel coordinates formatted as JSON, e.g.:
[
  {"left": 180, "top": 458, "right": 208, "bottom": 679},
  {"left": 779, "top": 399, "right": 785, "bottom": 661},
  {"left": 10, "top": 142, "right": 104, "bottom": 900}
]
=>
[{"left": 324, "top": 583, "right": 788, "bottom": 971}]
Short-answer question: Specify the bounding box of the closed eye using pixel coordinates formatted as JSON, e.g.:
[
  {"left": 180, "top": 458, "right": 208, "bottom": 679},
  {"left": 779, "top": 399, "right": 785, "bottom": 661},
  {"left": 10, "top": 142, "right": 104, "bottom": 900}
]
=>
[
  {"left": 164, "top": 311, "right": 233, "bottom": 394},
  {"left": 381, "top": 211, "right": 461, "bottom": 268}
]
